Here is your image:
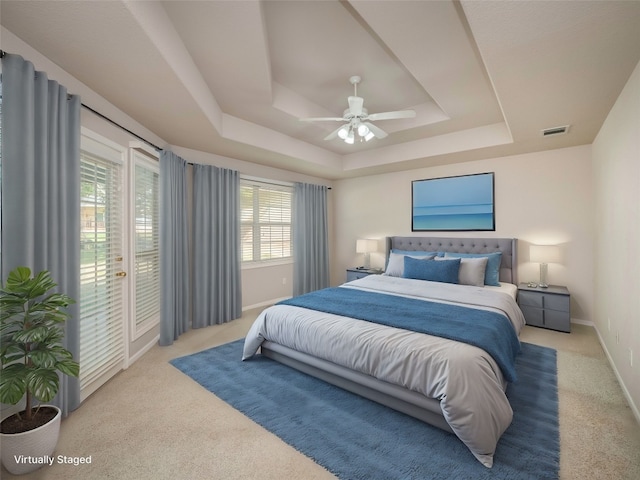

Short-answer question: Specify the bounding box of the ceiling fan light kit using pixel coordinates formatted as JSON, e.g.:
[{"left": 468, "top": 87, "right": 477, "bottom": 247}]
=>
[
  {"left": 337, "top": 118, "right": 375, "bottom": 144},
  {"left": 300, "top": 76, "right": 416, "bottom": 144}
]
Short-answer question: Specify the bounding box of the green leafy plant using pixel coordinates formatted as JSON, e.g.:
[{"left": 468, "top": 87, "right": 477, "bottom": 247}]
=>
[{"left": 0, "top": 267, "right": 79, "bottom": 426}]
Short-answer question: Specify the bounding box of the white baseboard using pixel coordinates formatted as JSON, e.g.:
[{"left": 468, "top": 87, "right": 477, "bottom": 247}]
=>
[
  {"left": 129, "top": 334, "right": 159, "bottom": 366},
  {"left": 243, "top": 296, "right": 291, "bottom": 312},
  {"left": 571, "top": 318, "right": 594, "bottom": 327},
  {"left": 592, "top": 324, "right": 640, "bottom": 425}
]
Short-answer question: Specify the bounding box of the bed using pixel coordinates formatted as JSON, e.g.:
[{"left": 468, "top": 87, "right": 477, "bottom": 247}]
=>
[{"left": 242, "top": 236, "right": 525, "bottom": 468}]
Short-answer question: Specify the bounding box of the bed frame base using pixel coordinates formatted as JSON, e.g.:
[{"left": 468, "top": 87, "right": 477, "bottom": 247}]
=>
[{"left": 261, "top": 341, "right": 454, "bottom": 434}]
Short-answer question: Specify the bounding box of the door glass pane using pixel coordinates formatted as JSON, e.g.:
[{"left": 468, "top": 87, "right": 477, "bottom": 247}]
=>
[
  {"left": 133, "top": 157, "right": 160, "bottom": 335},
  {"left": 79, "top": 150, "right": 124, "bottom": 390}
]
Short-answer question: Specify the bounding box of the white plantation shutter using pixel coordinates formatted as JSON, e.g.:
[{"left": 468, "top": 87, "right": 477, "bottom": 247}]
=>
[
  {"left": 240, "top": 179, "right": 292, "bottom": 263},
  {"left": 79, "top": 146, "right": 125, "bottom": 391},
  {"left": 132, "top": 153, "right": 160, "bottom": 337},
  {"left": 240, "top": 183, "right": 255, "bottom": 261}
]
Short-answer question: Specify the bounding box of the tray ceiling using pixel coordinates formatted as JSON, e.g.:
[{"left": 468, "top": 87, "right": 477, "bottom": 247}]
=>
[{"left": 1, "top": 0, "right": 639, "bottom": 178}]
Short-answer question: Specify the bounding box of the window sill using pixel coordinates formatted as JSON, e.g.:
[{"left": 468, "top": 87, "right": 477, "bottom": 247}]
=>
[{"left": 242, "top": 259, "right": 293, "bottom": 270}]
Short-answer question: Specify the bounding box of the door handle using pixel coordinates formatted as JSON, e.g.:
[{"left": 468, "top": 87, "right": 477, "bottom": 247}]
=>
[{"left": 115, "top": 271, "right": 127, "bottom": 278}]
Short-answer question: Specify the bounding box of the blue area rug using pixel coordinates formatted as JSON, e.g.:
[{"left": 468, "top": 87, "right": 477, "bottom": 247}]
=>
[{"left": 170, "top": 340, "right": 559, "bottom": 480}]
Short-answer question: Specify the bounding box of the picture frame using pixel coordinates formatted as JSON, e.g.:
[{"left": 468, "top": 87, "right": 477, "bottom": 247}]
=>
[{"left": 411, "top": 172, "right": 495, "bottom": 231}]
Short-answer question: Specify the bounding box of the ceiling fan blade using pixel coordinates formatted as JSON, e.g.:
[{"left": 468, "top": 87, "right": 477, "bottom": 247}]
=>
[
  {"left": 367, "top": 110, "right": 416, "bottom": 121},
  {"left": 348, "top": 96, "right": 364, "bottom": 116},
  {"left": 299, "top": 116, "right": 345, "bottom": 122},
  {"left": 363, "top": 122, "right": 388, "bottom": 139},
  {"left": 324, "top": 125, "right": 347, "bottom": 141}
]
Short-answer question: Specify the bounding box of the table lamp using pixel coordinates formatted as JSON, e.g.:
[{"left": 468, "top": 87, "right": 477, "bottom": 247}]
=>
[
  {"left": 356, "top": 239, "right": 377, "bottom": 269},
  {"left": 530, "top": 244, "right": 561, "bottom": 288}
]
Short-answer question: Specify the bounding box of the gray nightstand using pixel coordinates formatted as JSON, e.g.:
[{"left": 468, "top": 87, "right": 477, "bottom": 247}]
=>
[
  {"left": 517, "top": 283, "right": 571, "bottom": 333},
  {"left": 346, "top": 267, "right": 382, "bottom": 282}
]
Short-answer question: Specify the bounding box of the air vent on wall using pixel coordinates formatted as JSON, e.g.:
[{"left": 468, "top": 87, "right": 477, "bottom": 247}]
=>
[{"left": 541, "top": 125, "right": 570, "bottom": 136}]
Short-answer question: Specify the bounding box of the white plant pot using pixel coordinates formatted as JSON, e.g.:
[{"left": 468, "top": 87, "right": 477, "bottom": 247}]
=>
[{"left": 1, "top": 405, "right": 61, "bottom": 475}]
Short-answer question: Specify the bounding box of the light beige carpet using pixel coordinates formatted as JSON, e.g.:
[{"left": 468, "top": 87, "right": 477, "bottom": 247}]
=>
[{"left": 2, "top": 312, "right": 639, "bottom": 479}]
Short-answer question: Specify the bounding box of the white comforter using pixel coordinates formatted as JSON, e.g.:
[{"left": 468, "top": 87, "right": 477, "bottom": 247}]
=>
[{"left": 243, "top": 275, "right": 526, "bottom": 468}]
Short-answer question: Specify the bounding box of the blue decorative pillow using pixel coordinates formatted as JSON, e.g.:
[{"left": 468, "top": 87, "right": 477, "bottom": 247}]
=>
[
  {"left": 403, "top": 256, "right": 461, "bottom": 284},
  {"left": 444, "top": 252, "right": 502, "bottom": 286}
]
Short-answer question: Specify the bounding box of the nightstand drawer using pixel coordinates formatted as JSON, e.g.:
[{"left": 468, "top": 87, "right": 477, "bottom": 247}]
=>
[
  {"left": 346, "top": 270, "right": 369, "bottom": 282},
  {"left": 545, "top": 294, "right": 570, "bottom": 312},
  {"left": 545, "top": 310, "right": 570, "bottom": 331},
  {"left": 518, "top": 291, "right": 543, "bottom": 308},
  {"left": 346, "top": 268, "right": 382, "bottom": 282}
]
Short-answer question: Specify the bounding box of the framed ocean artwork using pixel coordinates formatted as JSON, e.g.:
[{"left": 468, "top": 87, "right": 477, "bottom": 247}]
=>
[{"left": 411, "top": 172, "right": 495, "bottom": 231}]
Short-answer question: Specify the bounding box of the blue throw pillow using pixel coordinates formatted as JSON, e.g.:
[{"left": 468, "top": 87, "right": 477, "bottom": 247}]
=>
[
  {"left": 403, "top": 256, "right": 461, "bottom": 284},
  {"left": 444, "top": 252, "right": 502, "bottom": 286}
]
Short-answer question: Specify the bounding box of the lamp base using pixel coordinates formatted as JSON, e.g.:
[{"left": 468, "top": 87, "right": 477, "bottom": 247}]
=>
[
  {"left": 539, "top": 263, "right": 549, "bottom": 288},
  {"left": 363, "top": 253, "right": 371, "bottom": 270}
]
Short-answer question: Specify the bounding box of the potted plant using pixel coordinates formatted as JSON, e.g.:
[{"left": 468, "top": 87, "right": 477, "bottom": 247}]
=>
[{"left": 0, "top": 267, "right": 79, "bottom": 475}]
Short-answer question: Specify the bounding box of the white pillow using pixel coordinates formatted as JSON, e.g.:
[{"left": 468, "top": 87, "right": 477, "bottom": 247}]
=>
[
  {"left": 434, "top": 256, "right": 488, "bottom": 287},
  {"left": 384, "top": 252, "right": 436, "bottom": 277}
]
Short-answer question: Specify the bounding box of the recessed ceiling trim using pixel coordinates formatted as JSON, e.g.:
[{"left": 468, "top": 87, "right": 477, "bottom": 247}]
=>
[
  {"left": 222, "top": 114, "right": 342, "bottom": 171},
  {"left": 123, "top": 0, "right": 224, "bottom": 133},
  {"left": 342, "top": 122, "right": 513, "bottom": 171}
]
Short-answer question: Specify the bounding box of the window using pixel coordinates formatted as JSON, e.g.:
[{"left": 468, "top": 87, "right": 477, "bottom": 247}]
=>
[
  {"left": 240, "top": 179, "right": 292, "bottom": 263},
  {"left": 131, "top": 150, "right": 160, "bottom": 338}
]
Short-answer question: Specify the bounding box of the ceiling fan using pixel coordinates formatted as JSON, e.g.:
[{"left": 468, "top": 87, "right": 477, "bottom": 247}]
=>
[{"left": 299, "top": 76, "right": 416, "bottom": 144}]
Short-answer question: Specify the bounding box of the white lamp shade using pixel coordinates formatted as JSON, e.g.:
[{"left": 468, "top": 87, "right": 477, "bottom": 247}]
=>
[
  {"left": 530, "top": 245, "right": 561, "bottom": 264},
  {"left": 356, "top": 239, "right": 378, "bottom": 254}
]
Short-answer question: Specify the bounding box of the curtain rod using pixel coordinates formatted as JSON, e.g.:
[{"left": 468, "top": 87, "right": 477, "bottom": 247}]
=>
[
  {"left": 83, "top": 106, "right": 331, "bottom": 189},
  {"left": 81, "top": 103, "right": 162, "bottom": 151},
  {"left": 239, "top": 176, "right": 331, "bottom": 190}
]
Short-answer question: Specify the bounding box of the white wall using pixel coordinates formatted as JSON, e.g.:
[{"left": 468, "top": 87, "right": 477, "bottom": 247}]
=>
[
  {"left": 332, "top": 145, "right": 594, "bottom": 323},
  {"left": 592, "top": 59, "right": 640, "bottom": 420}
]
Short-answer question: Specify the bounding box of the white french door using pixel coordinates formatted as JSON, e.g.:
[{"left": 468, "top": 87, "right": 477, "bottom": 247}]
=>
[
  {"left": 130, "top": 150, "right": 161, "bottom": 339},
  {"left": 79, "top": 131, "right": 127, "bottom": 401}
]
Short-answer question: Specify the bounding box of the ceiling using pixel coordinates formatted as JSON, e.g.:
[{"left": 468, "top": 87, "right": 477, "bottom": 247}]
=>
[{"left": 2, "top": 0, "right": 639, "bottom": 179}]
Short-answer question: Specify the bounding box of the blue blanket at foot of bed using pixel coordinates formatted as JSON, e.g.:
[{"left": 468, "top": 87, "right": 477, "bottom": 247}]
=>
[{"left": 278, "top": 287, "right": 521, "bottom": 382}]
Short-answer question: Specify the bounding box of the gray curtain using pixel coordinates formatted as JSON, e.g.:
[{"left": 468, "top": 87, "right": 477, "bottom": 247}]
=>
[
  {"left": 293, "top": 182, "right": 329, "bottom": 296},
  {"left": 159, "top": 151, "right": 190, "bottom": 346},
  {"left": 192, "top": 164, "right": 242, "bottom": 327},
  {"left": 1, "top": 53, "right": 81, "bottom": 415}
]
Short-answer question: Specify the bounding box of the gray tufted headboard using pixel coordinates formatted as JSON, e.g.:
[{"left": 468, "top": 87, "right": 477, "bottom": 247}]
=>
[{"left": 386, "top": 236, "right": 518, "bottom": 284}]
